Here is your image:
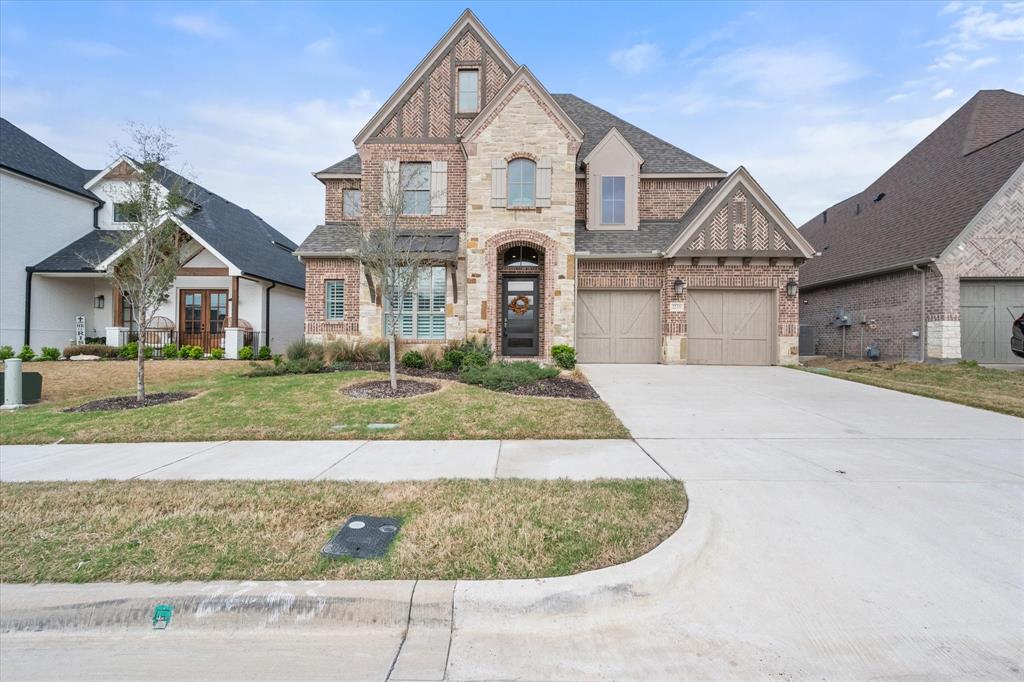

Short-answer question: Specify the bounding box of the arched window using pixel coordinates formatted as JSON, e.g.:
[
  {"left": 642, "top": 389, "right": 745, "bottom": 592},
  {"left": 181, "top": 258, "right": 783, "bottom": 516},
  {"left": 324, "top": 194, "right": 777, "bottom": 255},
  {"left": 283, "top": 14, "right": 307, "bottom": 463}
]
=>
[
  {"left": 503, "top": 245, "right": 540, "bottom": 267},
  {"left": 507, "top": 158, "right": 536, "bottom": 207}
]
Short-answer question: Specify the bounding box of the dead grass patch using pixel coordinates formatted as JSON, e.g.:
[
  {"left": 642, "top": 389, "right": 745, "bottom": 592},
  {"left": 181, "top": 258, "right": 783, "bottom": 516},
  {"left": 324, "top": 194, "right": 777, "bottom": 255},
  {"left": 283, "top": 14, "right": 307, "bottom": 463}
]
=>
[{"left": 0, "top": 479, "right": 685, "bottom": 582}]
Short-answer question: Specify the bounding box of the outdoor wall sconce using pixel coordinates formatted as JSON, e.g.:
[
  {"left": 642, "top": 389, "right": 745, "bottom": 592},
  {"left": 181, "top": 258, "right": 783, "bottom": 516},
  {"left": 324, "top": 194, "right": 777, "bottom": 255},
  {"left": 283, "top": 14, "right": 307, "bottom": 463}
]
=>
[
  {"left": 94, "top": 295, "right": 105, "bottom": 309},
  {"left": 673, "top": 278, "right": 686, "bottom": 295},
  {"left": 786, "top": 279, "right": 798, "bottom": 297}
]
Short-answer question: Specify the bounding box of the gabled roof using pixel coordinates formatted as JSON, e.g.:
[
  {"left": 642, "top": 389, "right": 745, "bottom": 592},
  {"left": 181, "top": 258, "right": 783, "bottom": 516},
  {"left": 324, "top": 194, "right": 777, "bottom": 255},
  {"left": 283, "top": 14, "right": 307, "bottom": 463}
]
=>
[
  {"left": 0, "top": 118, "right": 100, "bottom": 202},
  {"left": 316, "top": 154, "right": 361, "bottom": 178},
  {"left": 552, "top": 94, "right": 723, "bottom": 175},
  {"left": 294, "top": 223, "right": 459, "bottom": 260},
  {"left": 32, "top": 230, "right": 121, "bottom": 272},
  {"left": 799, "top": 89, "right": 1024, "bottom": 289},
  {"left": 461, "top": 66, "right": 583, "bottom": 143},
  {"left": 582, "top": 127, "right": 643, "bottom": 165},
  {"left": 574, "top": 220, "right": 679, "bottom": 258}
]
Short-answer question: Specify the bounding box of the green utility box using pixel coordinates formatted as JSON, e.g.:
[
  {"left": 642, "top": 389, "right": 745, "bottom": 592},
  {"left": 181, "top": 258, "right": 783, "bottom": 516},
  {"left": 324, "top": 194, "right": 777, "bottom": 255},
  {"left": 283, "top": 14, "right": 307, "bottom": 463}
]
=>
[{"left": 0, "top": 372, "right": 43, "bottom": 404}]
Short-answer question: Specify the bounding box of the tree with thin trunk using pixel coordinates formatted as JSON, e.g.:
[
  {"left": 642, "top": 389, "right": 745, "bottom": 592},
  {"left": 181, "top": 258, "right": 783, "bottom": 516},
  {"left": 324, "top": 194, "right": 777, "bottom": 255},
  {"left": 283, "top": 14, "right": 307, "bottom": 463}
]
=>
[
  {"left": 344, "top": 172, "right": 431, "bottom": 390},
  {"left": 98, "top": 124, "right": 195, "bottom": 402}
]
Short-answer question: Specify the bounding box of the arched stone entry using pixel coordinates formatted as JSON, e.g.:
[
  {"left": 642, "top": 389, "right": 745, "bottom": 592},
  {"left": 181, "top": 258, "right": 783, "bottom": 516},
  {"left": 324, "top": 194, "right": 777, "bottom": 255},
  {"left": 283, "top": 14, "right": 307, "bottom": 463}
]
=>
[{"left": 485, "top": 230, "right": 559, "bottom": 358}]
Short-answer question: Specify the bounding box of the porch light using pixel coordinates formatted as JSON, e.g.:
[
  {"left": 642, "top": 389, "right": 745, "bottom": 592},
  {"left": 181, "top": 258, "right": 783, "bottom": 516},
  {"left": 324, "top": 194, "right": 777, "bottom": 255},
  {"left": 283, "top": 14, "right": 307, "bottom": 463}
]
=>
[
  {"left": 94, "top": 295, "right": 105, "bottom": 309},
  {"left": 673, "top": 278, "right": 686, "bottom": 295},
  {"left": 786, "top": 279, "right": 798, "bottom": 297}
]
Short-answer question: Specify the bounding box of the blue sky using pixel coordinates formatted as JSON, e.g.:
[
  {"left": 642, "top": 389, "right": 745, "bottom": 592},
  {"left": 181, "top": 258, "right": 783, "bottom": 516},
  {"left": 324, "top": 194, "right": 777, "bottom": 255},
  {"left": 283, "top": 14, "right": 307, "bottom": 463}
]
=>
[{"left": 2, "top": 1, "right": 1022, "bottom": 242}]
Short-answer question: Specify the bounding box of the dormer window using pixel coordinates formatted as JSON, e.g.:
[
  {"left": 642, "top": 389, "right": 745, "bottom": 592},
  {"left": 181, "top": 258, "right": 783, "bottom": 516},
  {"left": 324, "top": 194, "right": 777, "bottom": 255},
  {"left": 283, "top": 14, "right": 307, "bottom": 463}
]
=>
[
  {"left": 458, "top": 69, "right": 479, "bottom": 113},
  {"left": 342, "top": 189, "right": 361, "bottom": 218},
  {"left": 113, "top": 202, "right": 139, "bottom": 223},
  {"left": 601, "top": 176, "right": 626, "bottom": 225},
  {"left": 508, "top": 158, "right": 536, "bottom": 207}
]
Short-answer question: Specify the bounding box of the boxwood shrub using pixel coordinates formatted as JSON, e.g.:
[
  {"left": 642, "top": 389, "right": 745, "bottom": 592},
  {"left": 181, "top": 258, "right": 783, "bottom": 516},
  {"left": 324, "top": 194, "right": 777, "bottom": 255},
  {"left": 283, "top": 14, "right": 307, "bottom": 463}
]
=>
[{"left": 459, "top": 361, "right": 558, "bottom": 391}]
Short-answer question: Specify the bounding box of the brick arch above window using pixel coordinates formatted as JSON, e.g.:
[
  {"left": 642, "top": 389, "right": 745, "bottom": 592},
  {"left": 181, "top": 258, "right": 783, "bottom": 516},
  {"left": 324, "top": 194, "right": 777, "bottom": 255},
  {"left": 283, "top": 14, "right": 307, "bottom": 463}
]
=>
[{"left": 504, "top": 151, "right": 537, "bottom": 163}]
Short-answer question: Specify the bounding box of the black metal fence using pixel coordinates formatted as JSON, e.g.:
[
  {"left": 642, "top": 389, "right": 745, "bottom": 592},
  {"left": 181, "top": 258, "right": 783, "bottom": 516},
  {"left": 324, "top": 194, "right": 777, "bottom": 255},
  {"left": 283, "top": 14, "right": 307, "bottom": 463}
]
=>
[{"left": 113, "top": 329, "right": 271, "bottom": 358}]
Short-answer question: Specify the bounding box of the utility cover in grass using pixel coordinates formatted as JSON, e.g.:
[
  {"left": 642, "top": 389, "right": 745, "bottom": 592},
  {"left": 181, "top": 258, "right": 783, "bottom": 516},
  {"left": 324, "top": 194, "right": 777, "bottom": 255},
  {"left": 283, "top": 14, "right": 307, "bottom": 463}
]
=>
[{"left": 321, "top": 515, "right": 401, "bottom": 559}]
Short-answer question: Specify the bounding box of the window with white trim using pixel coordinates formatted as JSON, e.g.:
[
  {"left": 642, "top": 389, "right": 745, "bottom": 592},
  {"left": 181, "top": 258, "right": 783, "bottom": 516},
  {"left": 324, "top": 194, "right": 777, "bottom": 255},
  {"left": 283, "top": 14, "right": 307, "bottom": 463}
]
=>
[
  {"left": 325, "top": 280, "right": 345, "bottom": 320},
  {"left": 342, "top": 189, "right": 361, "bottom": 218},
  {"left": 385, "top": 266, "right": 446, "bottom": 339},
  {"left": 458, "top": 69, "right": 479, "bottom": 113},
  {"left": 601, "top": 176, "right": 626, "bottom": 224},
  {"left": 113, "top": 202, "right": 139, "bottom": 223},
  {"left": 400, "top": 162, "right": 430, "bottom": 215},
  {"left": 508, "top": 158, "right": 536, "bottom": 207}
]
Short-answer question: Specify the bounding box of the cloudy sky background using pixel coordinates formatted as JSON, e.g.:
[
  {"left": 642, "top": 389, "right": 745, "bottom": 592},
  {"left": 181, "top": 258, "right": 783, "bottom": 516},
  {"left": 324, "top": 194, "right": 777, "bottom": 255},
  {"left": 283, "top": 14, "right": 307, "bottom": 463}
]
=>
[{"left": 1, "top": 0, "right": 1022, "bottom": 243}]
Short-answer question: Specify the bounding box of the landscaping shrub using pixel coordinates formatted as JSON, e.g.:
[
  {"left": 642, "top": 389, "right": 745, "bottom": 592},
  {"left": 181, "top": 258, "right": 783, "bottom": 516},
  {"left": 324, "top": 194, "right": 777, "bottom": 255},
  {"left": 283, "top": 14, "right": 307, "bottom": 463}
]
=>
[
  {"left": 40, "top": 347, "right": 60, "bottom": 361},
  {"left": 272, "top": 353, "right": 283, "bottom": 367},
  {"left": 161, "top": 344, "right": 178, "bottom": 359},
  {"left": 187, "top": 345, "right": 204, "bottom": 360},
  {"left": 959, "top": 359, "right": 979, "bottom": 368},
  {"left": 17, "top": 345, "right": 35, "bottom": 362},
  {"left": 401, "top": 350, "right": 426, "bottom": 369},
  {"left": 434, "top": 358, "right": 455, "bottom": 372},
  {"left": 551, "top": 344, "right": 577, "bottom": 370},
  {"left": 210, "top": 347, "right": 224, "bottom": 360},
  {"left": 238, "top": 346, "right": 254, "bottom": 361},
  {"left": 257, "top": 345, "right": 272, "bottom": 361},
  {"left": 442, "top": 348, "right": 465, "bottom": 370},
  {"left": 247, "top": 357, "right": 323, "bottom": 377},
  {"left": 61, "top": 344, "right": 119, "bottom": 359},
  {"left": 325, "top": 338, "right": 383, "bottom": 364},
  {"left": 119, "top": 342, "right": 137, "bottom": 359},
  {"left": 459, "top": 361, "right": 558, "bottom": 391},
  {"left": 286, "top": 339, "right": 324, "bottom": 364},
  {"left": 0, "top": 345, "right": 14, "bottom": 361},
  {"left": 420, "top": 346, "right": 442, "bottom": 368},
  {"left": 462, "top": 350, "right": 489, "bottom": 369},
  {"left": 458, "top": 337, "right": 493, "bottom": 363}
]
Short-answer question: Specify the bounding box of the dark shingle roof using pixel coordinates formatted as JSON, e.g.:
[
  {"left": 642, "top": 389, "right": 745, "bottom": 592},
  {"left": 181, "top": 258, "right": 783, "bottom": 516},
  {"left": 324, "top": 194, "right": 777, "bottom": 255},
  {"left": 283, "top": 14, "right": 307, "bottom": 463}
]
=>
[
  {"left": 318, "top": 154, "right": 361, "bottom": 175},
  {"left": 574, "top": 220, "right": 682, "bottom": 256},
  {"left": 32, "top": 230, "right": 121, "bottom": 271},
  {"left": 295, "top": 224, "right": 459, "bottom": 259},
  {"left": 552, "top": 94, "right": 723, "bottom": 174},
  {"left": 0, "top": 118, "right": 99, "bottom": 201},
  {"left": 154, "top": 167, "right": 305, "bottom": 289},
  {"left": 799, "top": 89, "right": 1024, "bottom": 288}
]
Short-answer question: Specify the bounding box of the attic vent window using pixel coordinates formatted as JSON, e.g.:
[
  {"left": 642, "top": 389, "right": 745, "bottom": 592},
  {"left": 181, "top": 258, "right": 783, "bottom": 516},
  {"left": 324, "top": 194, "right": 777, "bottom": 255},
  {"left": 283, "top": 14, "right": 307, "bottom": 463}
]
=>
[
  {"left": 874, "top": 192, "right": 886, "bottom": 203},
  {"left": 855, "top": 203, "right": 861, "bottom": 215},
  {"left": 822, "top": 210, "right": 828, "bottom": 224}
]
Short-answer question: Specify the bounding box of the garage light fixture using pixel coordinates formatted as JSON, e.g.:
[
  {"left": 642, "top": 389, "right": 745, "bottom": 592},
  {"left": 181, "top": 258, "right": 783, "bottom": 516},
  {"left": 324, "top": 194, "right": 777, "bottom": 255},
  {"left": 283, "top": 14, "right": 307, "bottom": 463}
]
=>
[
  {"left": 673, "top": 278, "right": 686, "bottom": 295},
  {"left": 786, "top": 279, "right": 798, "bottom": 297}
]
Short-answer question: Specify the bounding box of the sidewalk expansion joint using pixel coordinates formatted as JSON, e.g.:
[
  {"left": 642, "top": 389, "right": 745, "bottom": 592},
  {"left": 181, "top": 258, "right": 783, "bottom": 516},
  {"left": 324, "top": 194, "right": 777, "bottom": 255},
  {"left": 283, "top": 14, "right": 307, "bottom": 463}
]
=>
[
  {"left": 632, "top": 438, "right": 675, "bottom": 481},
  {"left": 386, "top": 580, "right": 418, "bottom": 682},
  {"left": 130, "top": 441, "right": 229, "bottom": 480},
  {"left": 311, "top": 440, "right": 370, "bottom": 481}
]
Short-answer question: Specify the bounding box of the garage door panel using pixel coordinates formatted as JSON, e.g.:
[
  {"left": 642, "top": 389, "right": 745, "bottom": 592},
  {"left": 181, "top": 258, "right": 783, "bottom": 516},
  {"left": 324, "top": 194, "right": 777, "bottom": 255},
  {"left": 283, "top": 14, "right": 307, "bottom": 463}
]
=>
[
  {"left": 690, "top": 290, "right": 773, "bottom": 366},
  {"left": 688, "top": 339, "right": 723, "bottom": 365},
  {"left": 961, "top": 280, "right": 1024, "bottom": 364},
  {"left": 578, "top": 290, "right": 660, "bottom": 363}
]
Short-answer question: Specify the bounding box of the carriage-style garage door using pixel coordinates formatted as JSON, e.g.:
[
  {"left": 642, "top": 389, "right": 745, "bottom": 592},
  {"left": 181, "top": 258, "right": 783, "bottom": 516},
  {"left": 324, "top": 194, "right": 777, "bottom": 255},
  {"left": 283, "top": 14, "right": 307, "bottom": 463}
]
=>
[
  {"left": 577, "top": 290, "right": 661, "bottom": 363},
  {"left": 688, "top": 290, "right": 774, "bottom": 365},
  {"left": 960, "top": 280, "right": 1024, "bottom": 364}
]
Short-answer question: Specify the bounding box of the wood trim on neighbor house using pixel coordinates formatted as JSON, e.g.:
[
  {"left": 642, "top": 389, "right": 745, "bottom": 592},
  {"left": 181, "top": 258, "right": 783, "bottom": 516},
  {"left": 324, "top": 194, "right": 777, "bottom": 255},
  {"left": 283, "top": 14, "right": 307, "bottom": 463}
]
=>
[{"left": 177, "top": 267, "right": 229, "bottom": 277}]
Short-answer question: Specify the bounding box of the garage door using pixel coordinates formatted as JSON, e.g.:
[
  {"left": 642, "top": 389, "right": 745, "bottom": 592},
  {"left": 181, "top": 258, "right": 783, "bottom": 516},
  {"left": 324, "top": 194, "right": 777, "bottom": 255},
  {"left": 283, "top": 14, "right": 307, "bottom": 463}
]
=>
[
  {"left": 688, "top": 290, "right": 774, "bottom": 365},
  {"left": 960, "top": 280, "right": 1024, "bottom": 364},
  {"left": 577, "top": 290, "right": 660, "bottom": 363}
]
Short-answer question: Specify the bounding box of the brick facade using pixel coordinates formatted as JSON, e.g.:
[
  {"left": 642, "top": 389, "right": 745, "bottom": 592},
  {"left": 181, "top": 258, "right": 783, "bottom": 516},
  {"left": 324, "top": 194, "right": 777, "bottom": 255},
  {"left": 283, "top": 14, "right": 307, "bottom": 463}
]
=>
[
  {"left": 639, "top": 178, "right": 719, "bottom": 221},
  {"left": 324, "top": 179, "right": 362, "bottom": 222},
  {"left": 359, "top": 143, "right": 466, "bottom": 232},
  {"left": 303, "top": 257, "right": 361, "bottom": 340}
]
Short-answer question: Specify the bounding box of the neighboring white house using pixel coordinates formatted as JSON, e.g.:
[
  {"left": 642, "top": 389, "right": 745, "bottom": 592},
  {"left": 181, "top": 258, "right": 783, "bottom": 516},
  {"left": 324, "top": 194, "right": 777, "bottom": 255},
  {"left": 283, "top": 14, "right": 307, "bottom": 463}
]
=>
[{"left": 0, "top": 118, "right": 305, "bottom": 356}]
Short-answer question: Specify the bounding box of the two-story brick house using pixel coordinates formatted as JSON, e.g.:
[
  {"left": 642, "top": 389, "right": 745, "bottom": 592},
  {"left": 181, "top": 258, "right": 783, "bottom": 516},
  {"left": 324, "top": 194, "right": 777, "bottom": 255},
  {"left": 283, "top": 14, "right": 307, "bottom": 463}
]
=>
[{"left": 296, "top": 10, "right": 814, "bottom": 365}]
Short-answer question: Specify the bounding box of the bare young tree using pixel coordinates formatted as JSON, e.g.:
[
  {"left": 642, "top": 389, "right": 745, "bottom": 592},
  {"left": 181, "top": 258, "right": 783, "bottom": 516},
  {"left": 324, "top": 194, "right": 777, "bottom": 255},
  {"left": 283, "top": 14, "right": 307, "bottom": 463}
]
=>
[
  {"left": 99, "top": 124, "right": 195, "bottom": 401},
  {"left": 345, "top": 165, "right": 432, "bottom": 390}
]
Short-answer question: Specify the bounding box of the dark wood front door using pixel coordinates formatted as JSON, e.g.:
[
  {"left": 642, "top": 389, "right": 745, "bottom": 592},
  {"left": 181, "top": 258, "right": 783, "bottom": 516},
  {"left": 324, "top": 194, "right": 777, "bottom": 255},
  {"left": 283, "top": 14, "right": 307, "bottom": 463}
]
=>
[
  {"left": 502, "top": 277, "right": 538, "bottom": 356},
  {"left": 179, "top": 289, "right": 228, "bottom": 351}
]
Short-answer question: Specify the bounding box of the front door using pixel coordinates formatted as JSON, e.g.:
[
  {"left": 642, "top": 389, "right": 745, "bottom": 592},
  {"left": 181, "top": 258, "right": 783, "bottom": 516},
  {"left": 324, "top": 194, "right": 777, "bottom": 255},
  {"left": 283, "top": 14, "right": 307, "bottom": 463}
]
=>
[
  {"left": 502, "top": 277, "right": 538, "bottom": 356},
  {"left": 180, "top": 289, "right": 229, "bottom": 351}
]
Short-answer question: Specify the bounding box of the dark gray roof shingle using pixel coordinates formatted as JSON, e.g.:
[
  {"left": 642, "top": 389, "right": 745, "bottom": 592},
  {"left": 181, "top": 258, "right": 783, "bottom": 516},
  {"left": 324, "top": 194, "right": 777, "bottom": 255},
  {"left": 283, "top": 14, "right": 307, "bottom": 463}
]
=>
[
  {"left": 574, "top": 221, "right": 682, "bottom": 256},
  {"left": 552, "top": 94, "right": 724, "bottom": 175},
  {"left": 0, "top": 118, "right": 99, "bottom": 201},
  {"left": 32, "top": 230, "right": 121, "bottom": 271},
  {"left": 799, "top": 89, "right": 1024, "bottom": 288},
  {"left": 318, "top": 154, "right": 361, "bottom": 175},
  {"left": 295, "top": 224, "right": 459, "bottom": 259}
]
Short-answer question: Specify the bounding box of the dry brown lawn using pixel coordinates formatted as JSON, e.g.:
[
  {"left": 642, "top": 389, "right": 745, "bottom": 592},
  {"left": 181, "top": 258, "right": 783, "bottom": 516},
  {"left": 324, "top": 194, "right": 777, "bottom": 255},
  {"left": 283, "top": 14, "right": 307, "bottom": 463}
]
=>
[{"left": 0, "top": 479, "right": 685, "bottom": 582}]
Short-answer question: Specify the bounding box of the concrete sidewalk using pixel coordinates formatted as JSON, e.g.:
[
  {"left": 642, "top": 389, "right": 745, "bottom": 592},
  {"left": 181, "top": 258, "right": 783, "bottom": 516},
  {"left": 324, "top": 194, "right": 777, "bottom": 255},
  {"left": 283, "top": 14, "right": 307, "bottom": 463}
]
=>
[{"left": 0, "top": 438, "right": 669, "bottom": 481}]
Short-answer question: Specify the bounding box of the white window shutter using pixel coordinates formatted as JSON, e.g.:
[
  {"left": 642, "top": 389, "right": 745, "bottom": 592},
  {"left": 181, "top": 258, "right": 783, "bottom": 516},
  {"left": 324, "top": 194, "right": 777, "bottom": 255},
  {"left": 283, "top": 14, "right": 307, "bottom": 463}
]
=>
[
  {"left": 382, "top": 160, "right": 400, "bottom": 213},
  {"left": 536, "top": 156, "right": 552, "bottom": 208},
  {"left": 430, "top": 160, "right": 448, "bottom": 216},
  {"left": 490, "top": 158, "right": 507, "bottom": 208}
]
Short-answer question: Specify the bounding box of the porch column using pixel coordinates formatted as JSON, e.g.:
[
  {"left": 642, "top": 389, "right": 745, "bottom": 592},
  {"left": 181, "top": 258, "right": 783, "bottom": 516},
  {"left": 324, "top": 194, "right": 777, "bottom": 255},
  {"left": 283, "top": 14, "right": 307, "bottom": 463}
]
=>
[
  {"left": 105, "top": 326, "right": 128, "bottom": 347},
  {"left": 224, "top": 327, "right": 246, "bottom": 360},
  {"left": 230, "top": 276, "right": 240, "bottom": 326}
]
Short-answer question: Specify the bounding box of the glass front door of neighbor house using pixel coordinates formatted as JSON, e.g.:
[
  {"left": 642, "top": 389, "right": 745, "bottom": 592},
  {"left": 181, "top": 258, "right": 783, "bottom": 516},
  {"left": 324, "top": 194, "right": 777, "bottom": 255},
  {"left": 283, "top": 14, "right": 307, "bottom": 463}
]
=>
[
  {"left": 502, "top": 277, "right": 538, "bottom": 356},
  {"left": 179, "top": 289, "right": 228, "bottom": 351}
]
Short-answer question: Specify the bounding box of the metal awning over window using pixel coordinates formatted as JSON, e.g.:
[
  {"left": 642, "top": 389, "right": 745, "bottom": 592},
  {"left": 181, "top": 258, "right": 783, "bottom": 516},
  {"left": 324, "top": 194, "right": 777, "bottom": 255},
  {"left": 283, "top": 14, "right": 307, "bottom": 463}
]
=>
[{"left": 393, "top": 231, "right": 459, "bottom": 261}]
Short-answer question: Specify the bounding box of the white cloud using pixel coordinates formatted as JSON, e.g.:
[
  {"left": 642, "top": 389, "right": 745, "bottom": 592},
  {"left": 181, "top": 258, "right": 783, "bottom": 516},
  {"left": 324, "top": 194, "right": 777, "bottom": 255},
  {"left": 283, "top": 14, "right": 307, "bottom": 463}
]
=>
[
  {"left": 57, "top": 40, "right": 128, "bottom": 58},
  {"left": 886, "top": 93, "right": 910, "bottom": 102},
  {"left": 934, "top": 87, "right": 955, "bottom": 99},
  {"left": 708, "top": 44, "right": 864, "bottom": 97},
  {"left": 609, "top": 43, "right": 662, "bottom": 74},
  {"left": 164, "top": 14, "right": 232, "bottom": 39},
  {"left": 968, "top": 55, "right": 998, "bottom": 68},
  {"left": 943, "top": 2, "right": 1024, "bottom": 49},
  {"left": 305, "top": 38, "right": 336, "bottom": 58}
]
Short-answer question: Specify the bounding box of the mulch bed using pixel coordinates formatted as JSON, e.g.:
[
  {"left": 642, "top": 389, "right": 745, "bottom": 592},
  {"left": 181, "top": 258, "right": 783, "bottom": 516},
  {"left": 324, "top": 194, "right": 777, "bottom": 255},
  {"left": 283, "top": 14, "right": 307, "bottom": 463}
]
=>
[
  {"left": 63, "top": 392, "right": 196, "bottom": 413},
  {"left": 506, "top": 377, "right": 599, "bottom": 399},
  {"left": 342, "top": 380, "right": 441, "bottom": 399}
]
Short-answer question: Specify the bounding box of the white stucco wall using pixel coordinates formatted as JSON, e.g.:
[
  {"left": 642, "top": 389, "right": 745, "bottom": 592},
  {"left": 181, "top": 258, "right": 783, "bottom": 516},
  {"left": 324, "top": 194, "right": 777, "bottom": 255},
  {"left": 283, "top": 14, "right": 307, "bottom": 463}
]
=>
[
  {"left": 28, "top": 276, "right": 113, "bottom": 350},
  {"left": 268, "top": 285, "right": 305, "bottom": 352},
  {"left": 0, "top": 169, "right": 98, "bottom": 349}
]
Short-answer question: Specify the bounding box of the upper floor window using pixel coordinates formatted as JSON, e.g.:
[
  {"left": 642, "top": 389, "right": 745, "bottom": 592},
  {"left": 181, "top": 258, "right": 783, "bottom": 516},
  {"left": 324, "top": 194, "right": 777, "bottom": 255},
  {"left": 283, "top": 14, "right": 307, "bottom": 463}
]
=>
[
  {"left": 400, "top": 162, "right": 430, "bottom": 215},
  {"left": 113, "top": 202, "right": 140, "bottom": 223},
  {"left": 601, "top": 176, "right": 626, "bottom": 225},
  {"left": 458, "top": 69, "right": 479, "bottom": 113},
  {"left": 342, "top": 189, "right": 361, "bottom": 218},
  {"left": 508, "top": 158, "right": 536, "bottom": 207},
  {"left": 325, "top": 280, "right": 346, "bottom": 320}
]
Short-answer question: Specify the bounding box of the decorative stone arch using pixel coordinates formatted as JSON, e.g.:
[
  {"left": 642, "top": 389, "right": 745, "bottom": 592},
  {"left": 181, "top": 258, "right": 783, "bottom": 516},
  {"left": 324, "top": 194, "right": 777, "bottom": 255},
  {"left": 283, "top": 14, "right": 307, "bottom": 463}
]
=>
[{"left": 485, "top": 229, "right": 560, "bottom": 358}]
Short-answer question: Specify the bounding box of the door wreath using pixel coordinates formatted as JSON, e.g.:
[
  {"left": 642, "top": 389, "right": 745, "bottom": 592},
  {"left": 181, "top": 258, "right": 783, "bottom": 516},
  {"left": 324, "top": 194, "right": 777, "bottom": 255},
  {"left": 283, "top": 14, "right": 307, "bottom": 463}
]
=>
[{"left": 507, "top": 295, "right": 531, "bottom": 316}]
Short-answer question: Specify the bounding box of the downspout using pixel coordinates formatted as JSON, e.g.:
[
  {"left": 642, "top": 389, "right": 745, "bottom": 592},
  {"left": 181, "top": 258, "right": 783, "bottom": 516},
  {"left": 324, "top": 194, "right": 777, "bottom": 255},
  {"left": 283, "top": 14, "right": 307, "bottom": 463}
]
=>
[
  {"left": 93, "top": 203, "right": 102, "bottom": 228},
  {"left": 23, "top": 268, "right": 34, "bottom": 347},
  {"left": 264, "top": 281, "right": 276, "bottom": 346},
  {"left": 912, "top": 264, "right": 927, "bottom": 362}
]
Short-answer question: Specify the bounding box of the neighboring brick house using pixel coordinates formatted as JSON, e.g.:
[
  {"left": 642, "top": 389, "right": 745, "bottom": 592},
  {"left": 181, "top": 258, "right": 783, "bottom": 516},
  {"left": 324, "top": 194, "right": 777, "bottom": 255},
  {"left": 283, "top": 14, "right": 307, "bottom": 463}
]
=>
[
  {"left": 798, "top": 90, "right": 1024, "bottom": 365},
  {"left": 296, "top": 10, "right": 814, "bottom": 365}
]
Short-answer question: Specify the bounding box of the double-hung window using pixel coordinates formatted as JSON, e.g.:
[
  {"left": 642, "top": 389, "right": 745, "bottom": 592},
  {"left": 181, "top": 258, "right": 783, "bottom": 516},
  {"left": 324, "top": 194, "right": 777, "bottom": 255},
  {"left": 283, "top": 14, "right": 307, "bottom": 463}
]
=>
[
  {"left": 458, "top": 69, "right": 479, "bottom": 113},
  {"left": 508, "top": 158, "right": 536, "bottom": 207},
  {"left": 601, "top": 176, "right": 626, "bottom": 225},
  {"left": 342, "top": 189, "right": 361, "bottom": 218},
  {"left": 400, "top": 162, "right": 431, "bottom": 215},
  {"left": 325, "top": 280, "right": 345, "bottom": 321},
  {"left": 385, "top": 266, "right": 446, "bottom": 339}
]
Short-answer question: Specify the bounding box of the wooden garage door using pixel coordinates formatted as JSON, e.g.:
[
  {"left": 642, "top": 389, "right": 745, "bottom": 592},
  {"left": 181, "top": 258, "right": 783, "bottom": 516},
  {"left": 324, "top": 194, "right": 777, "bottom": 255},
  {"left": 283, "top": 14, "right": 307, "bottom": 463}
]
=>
[
  {"left": 577, "top": 290, "right": 660, "bottom": 363},
  {"left": 960, "top": 280, "right": 1024, "bottom": 364},
  {"left": 688, "top": 290, "right": 774, "bottom": 365}
]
